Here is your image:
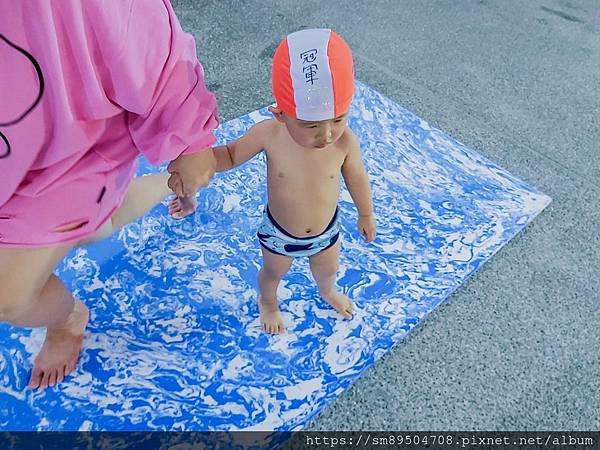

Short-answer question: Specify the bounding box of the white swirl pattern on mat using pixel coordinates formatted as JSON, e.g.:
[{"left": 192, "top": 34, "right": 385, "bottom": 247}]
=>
[{"left": 0, "top": 82, "right": 550, "bottom": 432}]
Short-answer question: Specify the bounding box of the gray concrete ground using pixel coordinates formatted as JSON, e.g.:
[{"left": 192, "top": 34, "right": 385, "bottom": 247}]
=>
[{"left": 173, "top": 0, "right": 599, "bottom": 430}]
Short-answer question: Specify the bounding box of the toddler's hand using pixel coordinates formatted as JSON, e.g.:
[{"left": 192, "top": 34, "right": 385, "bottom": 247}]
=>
[
  {"left": 167, "top": 148, "right": 216, "bottom": 197},
  {"left": 357, "top": 214, "right": 376, "bottom": 243}
]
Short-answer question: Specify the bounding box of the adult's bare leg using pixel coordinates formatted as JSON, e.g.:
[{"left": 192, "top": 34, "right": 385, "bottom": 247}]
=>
[
  {"left": 0, "top": 244, "right": 89, "bottom": 389},
  {"left": 79, "top": 173, "right": 173, "bottom": 245},
  {"left": 110, "top": 173, "right": 172, "bottom": 229},
  {"left": 0, "top": 173, "right": 183, "bottom": 389}
]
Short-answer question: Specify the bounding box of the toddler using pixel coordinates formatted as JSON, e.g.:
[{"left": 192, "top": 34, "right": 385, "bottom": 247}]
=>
[{"left": 171, "top": 29, "right": 376, "bottom": 333}]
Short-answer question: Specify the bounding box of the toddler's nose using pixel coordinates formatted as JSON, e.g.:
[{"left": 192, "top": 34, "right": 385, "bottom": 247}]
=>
[{"left": 320, "top": 123, "right": 333, "bottom": 139}]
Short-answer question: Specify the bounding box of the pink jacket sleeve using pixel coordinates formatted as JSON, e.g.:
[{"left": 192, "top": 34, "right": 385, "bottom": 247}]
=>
[{"left": 100, "top": 0, "right": 219, "bottom": 165}]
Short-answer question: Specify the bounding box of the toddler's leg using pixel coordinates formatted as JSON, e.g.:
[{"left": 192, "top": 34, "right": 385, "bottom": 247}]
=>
[
  {"left": 258, "top": 247, "right": 292, "bottom": 334},
  {"left": 309, "top": 241, "right": 354, "bottom": 319}
]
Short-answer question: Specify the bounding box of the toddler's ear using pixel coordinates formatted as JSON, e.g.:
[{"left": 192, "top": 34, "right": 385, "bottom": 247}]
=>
[{"left": 268, "top": 105, "right": 285, "bottom": 122}]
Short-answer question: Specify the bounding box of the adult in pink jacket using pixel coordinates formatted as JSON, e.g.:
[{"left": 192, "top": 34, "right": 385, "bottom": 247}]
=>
[{"left": 0, "top": 0, "right": 219, "bottom": 389}]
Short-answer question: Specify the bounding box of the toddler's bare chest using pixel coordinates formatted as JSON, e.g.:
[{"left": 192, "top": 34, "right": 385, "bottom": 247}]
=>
[{"left": 266, "top": 151, "right": 344, "bottom": 184}]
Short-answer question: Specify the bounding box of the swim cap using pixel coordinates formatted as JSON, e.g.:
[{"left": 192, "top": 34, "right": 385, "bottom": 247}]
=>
[{"left": 272, "top": 29, "right": 354, "bottom": 121}]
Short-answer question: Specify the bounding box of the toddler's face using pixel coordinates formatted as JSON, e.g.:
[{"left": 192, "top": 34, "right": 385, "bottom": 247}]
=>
[{"left": 283, "top": 113, "right": 348, "bottom": 149}]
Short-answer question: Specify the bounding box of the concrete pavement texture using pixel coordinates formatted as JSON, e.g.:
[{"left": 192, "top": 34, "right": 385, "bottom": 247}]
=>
[{"left": 172, "top": 0, "right": 599, "bottom": 430}]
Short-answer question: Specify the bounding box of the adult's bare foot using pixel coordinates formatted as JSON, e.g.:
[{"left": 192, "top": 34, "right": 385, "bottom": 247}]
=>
[
  {"left": 27, "top": 299, "right": 89, "bottom": 389},
  {"left": 168, "top": 195, "right": 197, "bottom": 219},
  {"left": 322, "top": 291, "right": 354, "bottom": 319},
  {"left": 259, "top": 297, "right": 285, "bottom": 334}
]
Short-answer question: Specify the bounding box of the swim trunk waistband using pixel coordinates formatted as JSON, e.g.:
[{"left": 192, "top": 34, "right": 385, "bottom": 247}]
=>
[{"left": 257, "top": 206, "right": 340, "bottom": 257}]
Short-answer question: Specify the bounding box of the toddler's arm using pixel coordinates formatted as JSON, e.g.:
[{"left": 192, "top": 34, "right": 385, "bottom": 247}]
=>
[
  {"left": 213, "top": 120, "right": 271, "bottom": 172},
  {"left": 341, "top": 130, "right": 376, "bottom": 242}
]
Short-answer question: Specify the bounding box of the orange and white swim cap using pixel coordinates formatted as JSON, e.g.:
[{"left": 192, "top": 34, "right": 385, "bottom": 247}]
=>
[{"left": 272, "top": 29, "right": 354, "bottom": 121}]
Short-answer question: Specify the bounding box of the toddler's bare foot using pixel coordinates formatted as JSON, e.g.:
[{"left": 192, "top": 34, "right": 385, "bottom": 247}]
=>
[
  {"left": 259, "top": 297, "right": 285, "bottom": 334},
  {"left": 322, "top": 291, "right": 354, "bottom": 319},
  {"left": 28, "top": 299, "right": 89, "bottom": 389},
  {"left": 168, "top": 195, "right": 197, "bottom": 219}
]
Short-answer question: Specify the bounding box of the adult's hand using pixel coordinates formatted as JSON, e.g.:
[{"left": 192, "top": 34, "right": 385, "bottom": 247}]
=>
[{"left": 167, "top": 148, "right": 216, "bottom": 197}]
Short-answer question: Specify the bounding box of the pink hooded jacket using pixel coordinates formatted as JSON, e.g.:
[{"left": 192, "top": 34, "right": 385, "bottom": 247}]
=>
[{"left": 0, "top": 0, "right": 218, "bottom": 247}]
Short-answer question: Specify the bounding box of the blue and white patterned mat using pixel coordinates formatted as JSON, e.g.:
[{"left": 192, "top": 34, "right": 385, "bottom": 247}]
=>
[{"left": 0, "top": 82, "right": 551, "bottom": 431}]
